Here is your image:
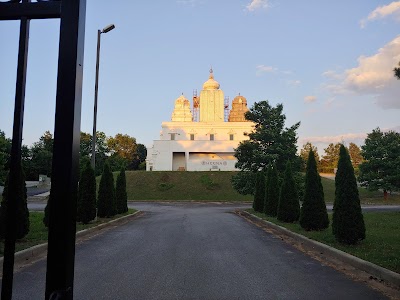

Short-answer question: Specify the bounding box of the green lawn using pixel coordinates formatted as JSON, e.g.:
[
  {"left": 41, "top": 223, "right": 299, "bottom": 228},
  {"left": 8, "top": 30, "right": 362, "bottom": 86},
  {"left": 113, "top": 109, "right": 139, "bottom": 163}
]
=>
[
  {"left": 0, "top": 209, "right": 137, "bottom": 256},
  {"left": 248, "top": 209, "right": 400, "bottom": 274},
  {"left": 321, "top": 177, "right": 400, "bottom": 204}
]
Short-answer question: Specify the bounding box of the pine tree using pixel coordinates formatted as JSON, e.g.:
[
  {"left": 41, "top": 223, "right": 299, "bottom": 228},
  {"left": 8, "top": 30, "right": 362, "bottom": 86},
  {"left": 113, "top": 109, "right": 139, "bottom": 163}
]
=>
[
  {"left": 0, "top": 164, "right": 30, "bottom": 239},
  {"left": 252, "top": 172, "right": 265, "bottom": 213},
  {"left": 97, "top": 162, "right": 116, "bottom": 218},
  {"left": 332, "top": 145, "right": 365, "bottom": 244},
  {"left": 77, "top": 160, "right": 97, "bottom": 224},
  {"left": 277, "top": 161, "right": 300, "bottom": 222},
  {"left": 265, "top": 165, "right": 279, "bottom": 217},
  {"left": 263, "top": 167, "right": 271, "bottom": 214},
  {"left": 115, "top": 168, "right": 128, "bottom": 214},
  {"left": 300, "top": 149, "right": 329, "bottom": 230}
]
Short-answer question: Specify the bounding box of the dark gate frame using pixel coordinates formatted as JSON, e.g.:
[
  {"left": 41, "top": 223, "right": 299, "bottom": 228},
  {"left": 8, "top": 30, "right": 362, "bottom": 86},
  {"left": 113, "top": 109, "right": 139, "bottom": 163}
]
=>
[{"left": 0, "top": 0, "right": 86, "bottom": 299}]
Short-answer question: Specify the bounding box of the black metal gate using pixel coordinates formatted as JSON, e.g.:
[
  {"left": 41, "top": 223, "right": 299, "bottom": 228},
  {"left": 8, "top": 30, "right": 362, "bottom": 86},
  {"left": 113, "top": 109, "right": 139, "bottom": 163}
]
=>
[{"left": 0, "top": 1, "right": 86, "bottom": 299}]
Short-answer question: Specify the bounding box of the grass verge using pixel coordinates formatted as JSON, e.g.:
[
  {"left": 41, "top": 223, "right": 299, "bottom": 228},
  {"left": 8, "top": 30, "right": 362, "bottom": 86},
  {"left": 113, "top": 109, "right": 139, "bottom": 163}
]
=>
[
  {"left": 247, "top": 209, "right": 400, "bottom": 274},
  {"left": 321, "top": 177, "right": 400, "bottom": 205},
  {"left": 0, "top": 208, "right": 137, "bottom": 256}
]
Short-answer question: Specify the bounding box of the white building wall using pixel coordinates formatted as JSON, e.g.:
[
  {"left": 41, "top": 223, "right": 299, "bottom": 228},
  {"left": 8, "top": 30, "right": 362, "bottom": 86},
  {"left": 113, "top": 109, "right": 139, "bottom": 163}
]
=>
[{"left": 146, "top": 121, "right": 254, "bottom": 171}]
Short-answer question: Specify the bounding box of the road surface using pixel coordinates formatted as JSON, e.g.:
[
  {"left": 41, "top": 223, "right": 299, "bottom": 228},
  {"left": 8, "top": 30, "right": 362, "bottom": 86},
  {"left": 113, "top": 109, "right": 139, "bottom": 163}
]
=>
[{"left": 4, "top": 202, "right": 388, "bottom": 299}]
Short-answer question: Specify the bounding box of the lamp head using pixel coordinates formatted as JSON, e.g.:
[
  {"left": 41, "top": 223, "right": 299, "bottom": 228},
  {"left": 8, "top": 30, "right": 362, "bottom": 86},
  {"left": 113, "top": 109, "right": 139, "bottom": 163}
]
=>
[{"left": 102, "top": 24, "right": 115, "bottom": 33}]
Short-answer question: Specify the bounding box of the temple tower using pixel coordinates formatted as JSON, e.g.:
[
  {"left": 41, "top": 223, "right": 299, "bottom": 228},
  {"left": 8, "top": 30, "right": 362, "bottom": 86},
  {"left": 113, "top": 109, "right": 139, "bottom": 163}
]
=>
[
  {"left": 171, "top": 94, "right": 193, "bottom": 122},
  {"left": 199, "top": 68, "right": 224, "bottom": 122}
]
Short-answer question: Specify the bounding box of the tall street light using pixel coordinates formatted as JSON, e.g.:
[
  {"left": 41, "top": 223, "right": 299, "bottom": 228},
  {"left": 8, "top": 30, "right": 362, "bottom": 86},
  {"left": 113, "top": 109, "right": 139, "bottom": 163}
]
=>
[{"left": 91, "top": 24, "right": 115, "bottom": 169}]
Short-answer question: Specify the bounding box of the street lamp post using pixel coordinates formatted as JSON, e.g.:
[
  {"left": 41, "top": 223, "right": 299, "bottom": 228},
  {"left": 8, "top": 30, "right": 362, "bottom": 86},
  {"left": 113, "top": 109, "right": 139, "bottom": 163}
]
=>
[{"left": 91, "top": 24, "right": 115, "bottom": 169}]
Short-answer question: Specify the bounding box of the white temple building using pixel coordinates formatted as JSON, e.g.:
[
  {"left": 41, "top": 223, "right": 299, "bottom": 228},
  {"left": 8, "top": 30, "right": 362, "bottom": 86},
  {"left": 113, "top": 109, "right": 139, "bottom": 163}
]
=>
[{"left": 146, "top": 69, "right": 254, "bottom": 171}]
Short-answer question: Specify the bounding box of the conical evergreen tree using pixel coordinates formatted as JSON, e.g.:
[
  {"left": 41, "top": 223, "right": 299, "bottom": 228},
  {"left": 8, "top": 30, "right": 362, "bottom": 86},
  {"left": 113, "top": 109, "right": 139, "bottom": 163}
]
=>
[
  {"left": 0, "top": 164, "right": 30, "bottom": 239},
  {"left": 265, "top": 165, "right": 279, "bottom": 217},
  {"left": 300, "top": 149, "right": 329, "bottom": 230},
  {"left": 252, "top": 171, "right": 265, "bottom": 213},
  {"left": 332, "top": 145, "right": 365, "bottom": 244},
  {"left": 263, "top": 167, "right": 271, "bottom": 214},
  {"left": 97, "top": 162, "right": 116, "bottom": 218},
  {"left": 115, "top": 168, "right": 128, "bottom": 214},
  {"left": 77, "top": 160, "right": 97, "bottom": 224},
  {"left": 277, "top": 161, "right": 300, "bottom": 222}
]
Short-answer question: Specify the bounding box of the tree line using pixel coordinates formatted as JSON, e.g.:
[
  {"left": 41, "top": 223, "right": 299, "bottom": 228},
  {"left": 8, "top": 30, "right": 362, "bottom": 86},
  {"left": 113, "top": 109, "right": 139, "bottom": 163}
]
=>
[
  {"left": 237, "top": 100, "right": 367, "bottom": 245},
  {"left": 0, "top": 130, "right": 147, "bottom": 184},
  {"left": 232, "top": 100, "right": 400, "bottom": 197}
]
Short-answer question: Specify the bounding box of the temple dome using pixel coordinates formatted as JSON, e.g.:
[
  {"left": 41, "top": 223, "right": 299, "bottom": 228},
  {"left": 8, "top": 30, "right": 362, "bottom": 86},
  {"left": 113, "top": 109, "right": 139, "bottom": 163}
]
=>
[
  {"left": 202, "top": 69, "right": 220, "bottom": 90},
  {"left": 228, "top": 94, "right": 249, "bottom": 122}
]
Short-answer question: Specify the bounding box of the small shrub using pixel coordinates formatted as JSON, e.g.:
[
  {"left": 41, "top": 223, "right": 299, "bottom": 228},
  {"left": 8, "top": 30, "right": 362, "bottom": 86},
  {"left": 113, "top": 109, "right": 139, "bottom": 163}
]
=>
[
  {"left": 200, "top": 174, "right": 220, "bottom": 190},
  {"left": 158, "top": 182, "right": 174, "bottom": 191}
]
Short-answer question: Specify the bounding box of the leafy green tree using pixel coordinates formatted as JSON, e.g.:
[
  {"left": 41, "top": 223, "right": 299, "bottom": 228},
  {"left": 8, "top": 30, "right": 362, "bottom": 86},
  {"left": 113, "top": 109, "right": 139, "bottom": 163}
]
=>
[
  {"left": 332, "top": 145, "right": 365, "bottom": 244},
  {"left": 320, "top": 143, "right": 341, "bottom": 173},
  {"left": 0, "top": 130, "right": 11, "bottom": 185},
  {"left": 300, "top": 149, "right": 329, "bottom": 230},
  {"left": 115, "top": 168, "right": 128, "bottom": 214},
  {"left": 264, "top": 165, "right": 279, "bottom": 217},
  {"left": 234, "top": 101, "right": 300, "bottom": 173},
  {"left": 231, "top": 171, "right": 256, "bottom": 195},
  {"left": 233, "top": 101, "right": 300, "bottom": 195},
  {"left": 128, "top": 143, "right": 147, "bottom": 170},
  {"left": 348, "top": 143, "right": 363, "bottom": 169},
  {"left": 394, "top": 62, "right": 400, "bottom": 79},
  {"left": 80, "top": 132, "right": 92, "bottom": 158},
  {"left": 300, "top": 142, "right": 319, "bottom": 171},
  {"left": 359, "top": 128, "right": 400, "bottom": 197},
  {"left": 21, "top": 131, "right": 53, "bottom": 180},
  {"left": 277, "top": 161, "right": 300, "bottom": 223},
  {"left": 108, "top": 133, "right": 137, "bottom": 160},
  {"left": 97, "top": 162, "right": 116, "bottom": 218},
  {"left": 77, "top": 160, "right": 97, "bottom": 224},
  {"left": 252, "top": 172, "right": 265, "bottom": 213},
  {"left": 0, "top": 164, "right": 30, "bottom": 239}
]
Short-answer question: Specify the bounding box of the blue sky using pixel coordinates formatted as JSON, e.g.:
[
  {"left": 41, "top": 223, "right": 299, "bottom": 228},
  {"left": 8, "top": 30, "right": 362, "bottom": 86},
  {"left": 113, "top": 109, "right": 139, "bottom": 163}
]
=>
[{"left": 1, "top": 0, "right": 399, "bottom": 155}]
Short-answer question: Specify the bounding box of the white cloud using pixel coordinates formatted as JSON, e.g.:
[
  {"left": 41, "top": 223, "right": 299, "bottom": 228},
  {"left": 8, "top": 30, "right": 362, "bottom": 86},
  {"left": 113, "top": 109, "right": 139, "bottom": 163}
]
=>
[
  {"left": 360, "top": 1, "right": 400, "bottom": 28},
  {"left": 300, "top": 132, "right": 367, "bottom": 145},
  {"left": 176, "top": 0, "right": 199, "bottom": 5},
  {"left": 288, "top": 80, "right": 301, "bottom": 86},
  {"left": 246, "top": 0, "right": 270, "bottom": 12},
  {"left": 256, "top": 64, "right": 276, "bottom": 75},
  {"left": 328, "top": 35, "right": 400, "bottom": 109},
  {"left": 304, "top": 95, "right": 317, "bottom": 103}
]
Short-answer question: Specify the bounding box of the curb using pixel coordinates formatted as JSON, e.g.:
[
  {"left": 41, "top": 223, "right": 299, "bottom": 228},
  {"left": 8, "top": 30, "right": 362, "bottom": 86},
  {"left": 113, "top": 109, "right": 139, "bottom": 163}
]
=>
[
  {"left": 240, "top": 210, "right": 400, "bottom": 288},
  {"left": 0, "top": 211, "right": 141, "bottom": 274}
]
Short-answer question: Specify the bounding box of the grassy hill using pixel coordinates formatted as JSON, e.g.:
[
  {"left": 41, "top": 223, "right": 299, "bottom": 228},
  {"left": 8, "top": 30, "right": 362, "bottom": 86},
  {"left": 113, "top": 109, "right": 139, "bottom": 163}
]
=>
[
  {"left": 122, "top": 171, "right": 252, "bottom": 201},
  {"left": 100, "top": 171, "right": 399, "bottom": 203}
]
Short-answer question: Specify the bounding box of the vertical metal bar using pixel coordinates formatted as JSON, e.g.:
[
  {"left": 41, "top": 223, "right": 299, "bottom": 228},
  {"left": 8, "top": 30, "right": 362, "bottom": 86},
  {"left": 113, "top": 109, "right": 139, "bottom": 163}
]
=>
[
  {"left": 1, "top": 14, "right": 30, "bottom": 300},
  {"left": 91, "top": 29, "right": 101, "bottom": 170},
  {"left": 45, "top": 0, "right": 86, "bottom": 299}
]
